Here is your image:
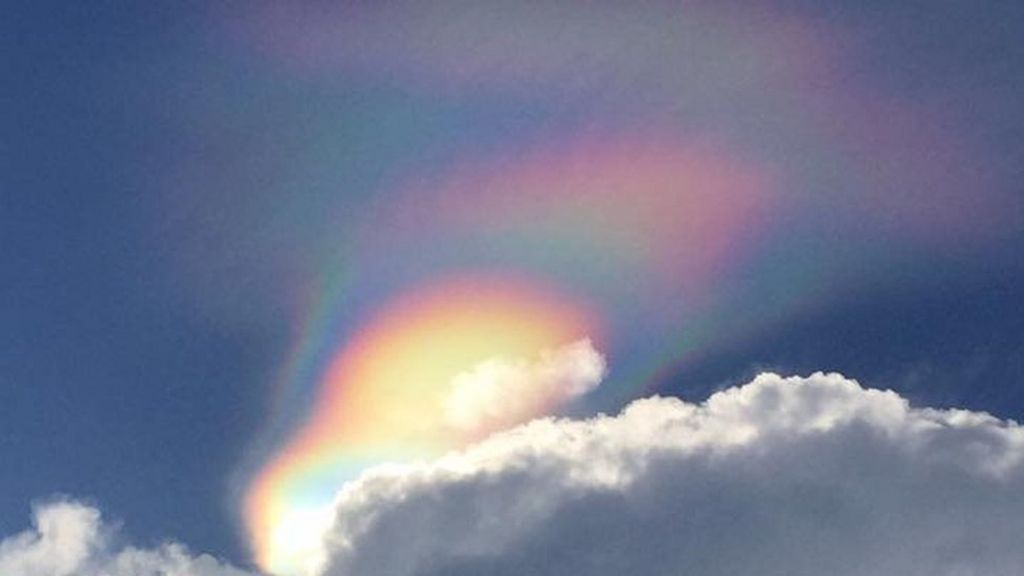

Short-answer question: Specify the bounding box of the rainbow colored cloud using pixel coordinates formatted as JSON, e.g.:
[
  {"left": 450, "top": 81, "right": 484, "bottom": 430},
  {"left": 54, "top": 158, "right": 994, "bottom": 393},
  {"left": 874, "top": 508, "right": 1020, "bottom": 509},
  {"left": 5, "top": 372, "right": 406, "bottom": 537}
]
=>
[{"left": 223, "top": 5, "right": 1017, "bottom": 575}]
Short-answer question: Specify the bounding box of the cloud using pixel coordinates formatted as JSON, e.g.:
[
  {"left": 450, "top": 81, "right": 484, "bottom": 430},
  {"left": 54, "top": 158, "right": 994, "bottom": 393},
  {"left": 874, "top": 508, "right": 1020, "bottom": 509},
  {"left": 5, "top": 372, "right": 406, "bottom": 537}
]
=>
[
  {"left": 442, "top": 338, "right": 606, "bottom": 433},
  {"left": 0, "top": 499, "right": 252, "bottom": 576},
  {"left": 226, "top": 2, "right": 1015, "bottom": 245},
  {"left": 8, "top": 373, "right": 1023, "bottom": 576},
  {"left": 312, "top": 372, "right": 1024, "bottom": 576}
]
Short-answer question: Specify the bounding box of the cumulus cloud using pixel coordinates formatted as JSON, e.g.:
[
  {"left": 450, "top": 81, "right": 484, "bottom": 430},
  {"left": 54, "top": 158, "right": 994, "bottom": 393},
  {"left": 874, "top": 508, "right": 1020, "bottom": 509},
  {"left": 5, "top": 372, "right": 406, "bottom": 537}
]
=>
[
  {"left": 442, "top": 338, "right": 606, "bottom": 433},
  {"left": 0, "top": 499, "right": 252, "bottom": 576},
  {"left": 9, "top": 373, "right": 1024, "bottom": 576},
  {"left": 313, "top": 372, "right": 1024, "bottom": 576}
]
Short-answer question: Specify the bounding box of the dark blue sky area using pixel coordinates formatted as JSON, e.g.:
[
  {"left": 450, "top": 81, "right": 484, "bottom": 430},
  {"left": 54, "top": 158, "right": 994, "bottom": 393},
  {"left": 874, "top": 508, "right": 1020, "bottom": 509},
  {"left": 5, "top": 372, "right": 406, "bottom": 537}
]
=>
[{"left": 2, "top": 1, "right": 1022, "bottom": 569}]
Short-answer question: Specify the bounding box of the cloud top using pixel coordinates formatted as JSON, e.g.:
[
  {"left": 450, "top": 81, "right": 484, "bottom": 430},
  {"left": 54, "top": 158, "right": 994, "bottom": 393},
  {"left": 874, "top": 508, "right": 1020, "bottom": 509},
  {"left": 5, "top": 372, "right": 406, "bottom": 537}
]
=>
[
  {"left": 313, "top": 372, "right": 1024, "bottom": 576},
  {"left": 6, "top": 372, "right": 1024, "bottom": 576}
]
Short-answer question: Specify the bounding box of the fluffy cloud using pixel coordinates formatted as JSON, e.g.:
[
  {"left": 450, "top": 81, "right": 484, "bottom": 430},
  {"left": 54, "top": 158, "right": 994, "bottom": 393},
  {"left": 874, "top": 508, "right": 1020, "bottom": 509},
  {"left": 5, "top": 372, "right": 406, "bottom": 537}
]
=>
[
  {"left": 0, "top": 499, "right": 252, "bottom": 576},
  {"left": 443, "top": 339, "right": 606, "bottom": 433},
  {"left": 313, "top": 372, "right": 1024, "bottom": 576},
  {"left": 8, "top": 373, "right": 1024, "bottom": 576}
]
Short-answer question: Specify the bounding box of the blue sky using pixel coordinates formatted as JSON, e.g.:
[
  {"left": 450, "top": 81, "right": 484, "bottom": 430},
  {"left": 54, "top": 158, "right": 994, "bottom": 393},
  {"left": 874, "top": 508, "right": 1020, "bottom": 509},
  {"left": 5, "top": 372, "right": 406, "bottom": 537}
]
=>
[{"left": 2, "top": 2, "right": 1023, "bottom": 574}]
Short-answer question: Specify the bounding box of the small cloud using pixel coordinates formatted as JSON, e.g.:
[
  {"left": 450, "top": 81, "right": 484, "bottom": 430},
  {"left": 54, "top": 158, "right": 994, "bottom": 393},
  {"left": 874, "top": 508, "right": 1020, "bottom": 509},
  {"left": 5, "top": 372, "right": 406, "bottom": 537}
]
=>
[
  {"left": 0, "top": 499, "right": 251, "bottom": 576},
  {"left": 442, "top": 338, "right": 606, "bottom": 433}
]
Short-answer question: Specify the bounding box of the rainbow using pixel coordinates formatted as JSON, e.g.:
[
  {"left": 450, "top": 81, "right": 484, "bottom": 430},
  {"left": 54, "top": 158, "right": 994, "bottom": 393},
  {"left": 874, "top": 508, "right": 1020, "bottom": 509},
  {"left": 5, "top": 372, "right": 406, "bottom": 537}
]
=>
[
  {"left": 216, "top": 3, "right": 1015, "bottom": 569},
  {"left": 245, "top": 274, "right": 601, "bottom": 573},
  {"left": 349, "top": 136, "right": 781, "bottom": 401},
  {"left": 240, "top": 134, "right": 785, "bottom": 575}
]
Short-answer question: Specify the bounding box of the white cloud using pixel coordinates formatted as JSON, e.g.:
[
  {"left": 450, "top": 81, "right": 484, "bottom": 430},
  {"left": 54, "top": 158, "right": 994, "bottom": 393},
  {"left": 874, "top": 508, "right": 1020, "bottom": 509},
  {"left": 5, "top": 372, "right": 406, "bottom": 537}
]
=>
[
  {"left": 442, "top": 338, "right": 606, "bottom": 433},
  {"left": 313, "top": 372, "right": 1024, "bottom": 576},
  {"left": 8, "top": 373, "right": 1024, "bottom": 576},
  {"left": 0, "top": 499, "right": 252, "bottom": 576}
]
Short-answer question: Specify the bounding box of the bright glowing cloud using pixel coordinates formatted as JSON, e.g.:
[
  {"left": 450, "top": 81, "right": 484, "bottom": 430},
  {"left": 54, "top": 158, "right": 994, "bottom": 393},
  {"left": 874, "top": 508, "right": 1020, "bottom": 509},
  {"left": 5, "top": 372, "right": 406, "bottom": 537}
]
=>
[
  {"left": 305, "top": 373, "right": 1024, "bottom": 576},
  {"left": 244, "top": 275, "right": 602, "bottom": 575},
  {"left": 223, "top": 5, "right": 1021, "bottom": 574},
  {"left": 240, "top": 129, "right": 1011, "bottom": 574},
  {"left": 442, "top": 338, "right": 606, "bottom": 433},
  {"left": 6, "top": 4, "right": 1022, "bottom": 576},
  {"left": 0, "top": 500, "right": 250, "bottom": 576}
]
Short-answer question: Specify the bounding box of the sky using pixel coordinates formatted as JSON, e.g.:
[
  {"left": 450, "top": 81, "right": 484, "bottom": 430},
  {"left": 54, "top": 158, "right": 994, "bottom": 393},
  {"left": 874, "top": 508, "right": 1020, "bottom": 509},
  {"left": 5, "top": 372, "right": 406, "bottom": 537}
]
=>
[{"left": 2, "top": 2, "right": 1023, "bottom": 575}]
